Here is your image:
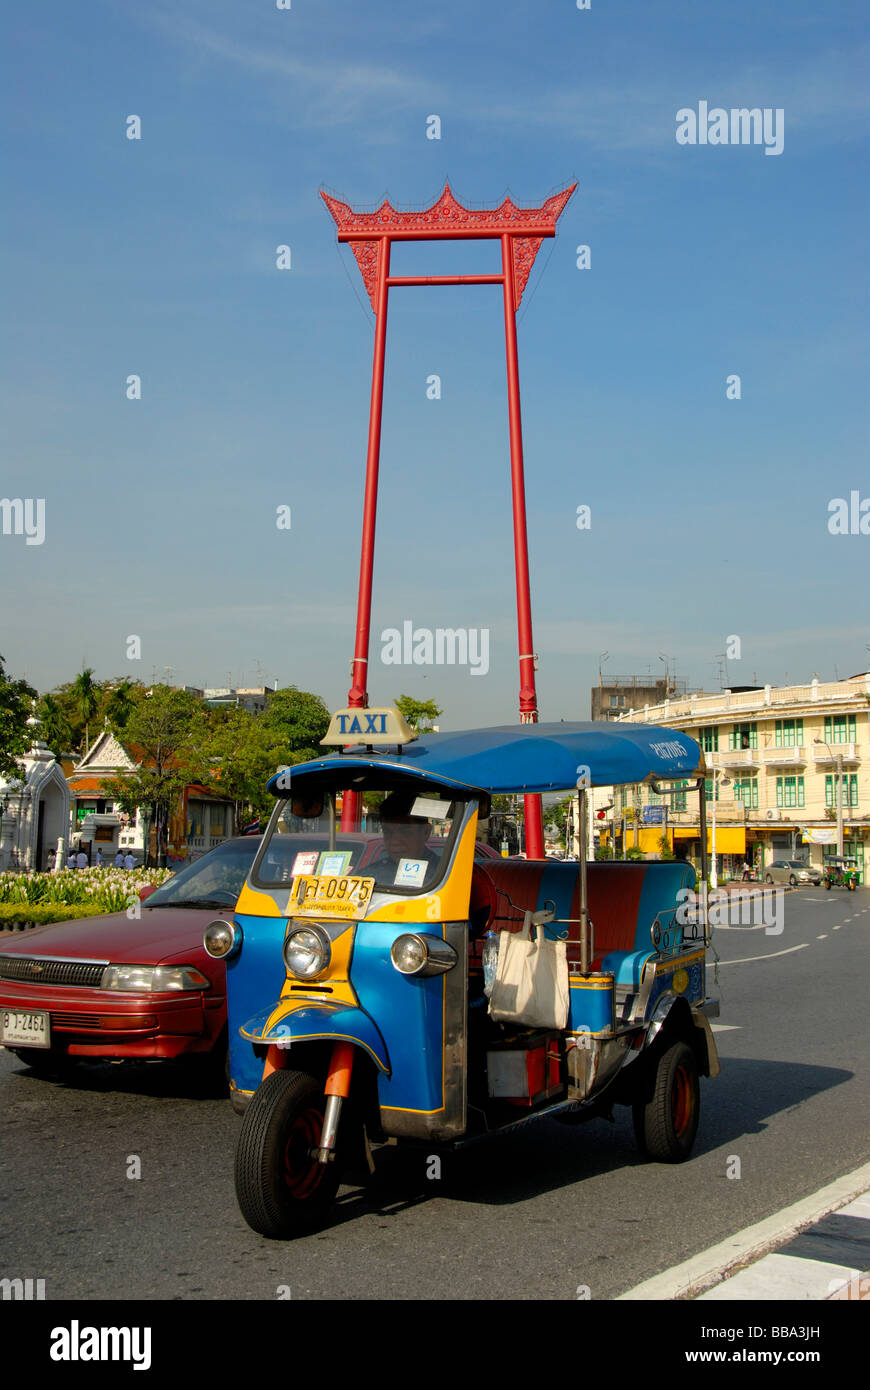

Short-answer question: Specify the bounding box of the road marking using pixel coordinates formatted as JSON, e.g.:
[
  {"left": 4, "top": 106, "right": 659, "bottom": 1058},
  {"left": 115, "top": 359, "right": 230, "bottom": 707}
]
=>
[
  {"left": 617, "top": 1160, "right": 870, "bottom": 1301},
  {"left": 710, "top": 1024, "right": 741, "bottom": 1033},
  {"left": 833, "top": 925, "right": 841, "bottom": 931},
  {"left": 817, "top": 934, "right": 828, "bottom": 939},
  {"left": 717, "top": 943, "right": 809, "bottom": 966}
]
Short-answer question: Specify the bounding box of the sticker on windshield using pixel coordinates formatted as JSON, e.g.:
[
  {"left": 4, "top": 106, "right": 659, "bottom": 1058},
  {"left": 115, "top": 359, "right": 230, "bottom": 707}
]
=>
[
  {"left": 291, "top": 851, "right": 319, "bottom": 877},
  {"left": 316, "top": 850, "right": 352, "bottom": 877},
  {"left": 411, "top": 796, "right": 451, "bottom": 820},
  {"left": 395, "top": 858, "right": 428, "bottom": 888}
]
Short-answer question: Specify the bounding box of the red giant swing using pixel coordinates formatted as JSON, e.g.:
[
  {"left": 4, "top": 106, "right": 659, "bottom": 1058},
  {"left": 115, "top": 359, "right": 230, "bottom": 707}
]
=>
[{"left": 322, "top": 182, "right": 576, "bottom": 857}]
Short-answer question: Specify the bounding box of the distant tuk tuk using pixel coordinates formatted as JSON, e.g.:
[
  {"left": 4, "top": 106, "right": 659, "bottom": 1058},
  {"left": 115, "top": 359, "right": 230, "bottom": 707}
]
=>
[
  {"left": 824, "top": 857, "right": 860, "bottom": 891},
  {"left": 206, "top": 709, "right": 720, "bottom": 1238}
]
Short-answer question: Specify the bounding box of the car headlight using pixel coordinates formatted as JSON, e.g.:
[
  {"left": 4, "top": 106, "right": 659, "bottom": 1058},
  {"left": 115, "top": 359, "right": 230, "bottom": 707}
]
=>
[
  {"left": 390, "top": 933, "right": 457, "bottom": 977},
  {"left": 100, "top": 965, "right": 210, "bottom": 991},
  {"left": 203, "top": 919, "right": 242, "bottom": 959},
  {"left": 283, "top": 925, "right": 331, "bottom": 980}
]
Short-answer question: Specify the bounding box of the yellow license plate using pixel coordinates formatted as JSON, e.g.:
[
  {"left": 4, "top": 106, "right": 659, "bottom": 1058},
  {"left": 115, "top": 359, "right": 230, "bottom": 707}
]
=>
[{"left": 290, "top": 875, "right": 375, "bottom": 918}]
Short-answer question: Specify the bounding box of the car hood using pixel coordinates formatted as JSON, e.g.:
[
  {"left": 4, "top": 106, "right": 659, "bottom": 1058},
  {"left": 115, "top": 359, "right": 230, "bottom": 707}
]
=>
[{"left": 0, "top": 906, "right": 218, "bottom": 965}]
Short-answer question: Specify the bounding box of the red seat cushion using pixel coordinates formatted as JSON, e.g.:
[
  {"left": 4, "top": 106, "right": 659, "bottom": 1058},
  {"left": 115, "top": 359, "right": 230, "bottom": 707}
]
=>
[{"left": 471, "top": 861, "right": 647, "bottom": 970}]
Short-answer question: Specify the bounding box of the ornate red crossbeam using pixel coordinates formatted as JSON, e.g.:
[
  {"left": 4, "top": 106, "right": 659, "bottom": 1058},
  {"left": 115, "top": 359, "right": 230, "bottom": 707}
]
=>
[{"left": 323, "top": 182, "right": 577, "bottom": 854}]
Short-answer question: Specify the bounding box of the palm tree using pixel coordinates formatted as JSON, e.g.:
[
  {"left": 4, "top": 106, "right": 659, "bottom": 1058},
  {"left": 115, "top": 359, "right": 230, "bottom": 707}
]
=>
[
  {"left": 104, "top": 679, "right": 139, "bottom": 731},
  {"left": 37, "top": 694, "right": 73, "bottom": 757},
  {"left": 71, "top": 668, "right": 100, "bottom": 755}
]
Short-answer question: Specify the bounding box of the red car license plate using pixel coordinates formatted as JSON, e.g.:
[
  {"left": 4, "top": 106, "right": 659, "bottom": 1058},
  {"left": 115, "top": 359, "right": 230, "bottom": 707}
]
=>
[{"left": 1, "top": 1010, "right": 50, "bottom": 1047}]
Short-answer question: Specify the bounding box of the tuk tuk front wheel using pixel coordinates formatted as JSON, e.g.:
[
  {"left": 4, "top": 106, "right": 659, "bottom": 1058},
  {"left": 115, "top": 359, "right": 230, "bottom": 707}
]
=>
[
  {"left": 234, "top": 1068, "right": 344, "bottom": 1238},
  {"left": 633, "top": 1040, "right": 700, "bottom": 1163}
]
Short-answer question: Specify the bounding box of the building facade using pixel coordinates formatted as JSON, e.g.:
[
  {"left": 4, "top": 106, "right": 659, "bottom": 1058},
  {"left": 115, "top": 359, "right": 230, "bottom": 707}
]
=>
[
  {"left": 611, "top": 675, "right": 869, "bottom": 882},
  {"left": 68, "top": 729, "right": 234, "bottom": 866}
]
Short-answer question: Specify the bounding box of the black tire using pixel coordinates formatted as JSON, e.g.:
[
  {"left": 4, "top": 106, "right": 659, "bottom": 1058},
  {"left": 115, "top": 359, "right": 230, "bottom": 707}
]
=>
[
  {"left": 234, "top": 1068, "right": 343, "bottom": 1238},
  {"left": 633, "top": 1039, "right": 700, "bottom": 1163},
  {"left": 825, "top": 880, "right": 831, "bottom": 890},
  {"left": 765, "top": 874, "right": 774, "bottom": 884}
]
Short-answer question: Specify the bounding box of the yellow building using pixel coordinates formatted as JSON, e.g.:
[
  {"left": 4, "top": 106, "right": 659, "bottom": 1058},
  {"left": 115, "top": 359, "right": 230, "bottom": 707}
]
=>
[{"left": 609, "top": 675, "right": 869, "bottom": 883}]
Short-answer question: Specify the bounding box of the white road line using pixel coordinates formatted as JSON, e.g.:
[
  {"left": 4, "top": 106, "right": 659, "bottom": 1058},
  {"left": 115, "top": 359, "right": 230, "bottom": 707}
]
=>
[
  {"left": 710, "top": 1024, "right": 741, "bottom": 1033},
  {"left": 833, "top": 926, "right": 841, "bottom": 931},
  {"left": 817, "top": 934, "right": 828, "bottom": 939},
  {"left": 717, "top": 943, "right": 810, "bottom": 966},
  {"left": 617, "top": 1160, "right": 870, "bottom": 1301}
]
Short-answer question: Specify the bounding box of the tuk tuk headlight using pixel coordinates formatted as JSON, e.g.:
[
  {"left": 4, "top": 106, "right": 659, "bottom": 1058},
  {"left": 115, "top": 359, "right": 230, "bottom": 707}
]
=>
[
  {"left": 391, "top": 933, "right": 457, "bottom": 977},
  {"left": 283, "top": 925, "right": 331, "bottom": 979},
  {"left": 203, "top": 919, "right": 241, "bottom": 960}
]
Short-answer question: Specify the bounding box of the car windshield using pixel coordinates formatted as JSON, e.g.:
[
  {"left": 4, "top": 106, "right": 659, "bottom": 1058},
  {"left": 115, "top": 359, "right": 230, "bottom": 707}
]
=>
[
  {"left": 254, "top": 787, "right": 465, "bottom": 896},
  {"left": 144, "top": 839, "right": 260, "bottom": 909}
]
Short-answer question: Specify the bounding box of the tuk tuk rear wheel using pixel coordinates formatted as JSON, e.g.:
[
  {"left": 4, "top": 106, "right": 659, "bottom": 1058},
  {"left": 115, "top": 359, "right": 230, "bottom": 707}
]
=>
[
  {"left": 234, "top": 1068, "right": 343, "bottom": 1238},
  {"left": 633, "top": 1040, "right": 700, "bottom": 1163}
]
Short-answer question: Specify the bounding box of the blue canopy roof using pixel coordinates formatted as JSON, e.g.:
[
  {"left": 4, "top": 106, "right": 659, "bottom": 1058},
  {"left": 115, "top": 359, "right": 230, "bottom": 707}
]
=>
[{"left": 268, "top": 722, "right": 704, "bottom": 797}]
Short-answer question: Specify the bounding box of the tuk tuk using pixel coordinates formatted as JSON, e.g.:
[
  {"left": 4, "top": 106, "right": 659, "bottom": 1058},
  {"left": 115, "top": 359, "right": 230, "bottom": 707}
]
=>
[
  {"left": 206, "top": 709, "right": 720, "bottom": 1239},
  {"left": 824, "top": 856, "right": 860, "bottom": 890}
]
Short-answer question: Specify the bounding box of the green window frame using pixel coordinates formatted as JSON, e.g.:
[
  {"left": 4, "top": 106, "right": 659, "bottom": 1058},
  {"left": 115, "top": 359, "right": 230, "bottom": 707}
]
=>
[
  {"left": 733, "top": 777, "right": 758, "bottom": 809},
  {"left": 776, "top": 776, "right": 805, "bottom": 809},
  {"left": 824, "top": 714, "right": 856, "bottom": 744},
  {"left": 729, "top": 722, "right": 757, "bottom": 750},
  {"left": 775, "top": 718, "right": 803, "bottom": 748},
  {"left": 704, "top": 778, "right": 720, "bottom": 802},
  {"left": 826, "top": 774, "right": 858, "bottom": 808},
  {"left": 701, "top": 726, "right": 719, "bottom": 753}
]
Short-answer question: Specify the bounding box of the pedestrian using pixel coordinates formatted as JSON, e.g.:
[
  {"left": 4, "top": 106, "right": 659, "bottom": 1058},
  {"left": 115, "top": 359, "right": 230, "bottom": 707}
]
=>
[
  {"left": 76, "top": 849, "right": 88, "bottom": 869},
  {"left": 741, "top": 860, "right": 751, "bottom": 881},
  {"left": 124, "top": 851, "right": 135, "bottom": 870},
  {"left": 95, "top": 848, "right": 103, "bottom": 868},
  {"left": 114, "top": 849, "right": 125, "bottom": 867},
  {"left": 66, "top": 850, "right": 76, "bottom": 870}
]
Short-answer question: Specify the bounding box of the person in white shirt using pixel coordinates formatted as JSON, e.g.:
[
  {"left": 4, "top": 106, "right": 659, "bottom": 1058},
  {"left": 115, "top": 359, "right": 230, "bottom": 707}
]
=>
[
  {"left": 95, "top": 849, "right": 103, "bottom": 867},
  {"left": 76, "top": 850, "right": 88, "bottom": 869},
  {"left": 124, "top": 852, "right": 135, "bottom": 870},
  {"left": 66, "top": 851, "right": 77, "bottom": 870},
  {"left": 114, "top": 850, "right": 125, "bottom": 867}
]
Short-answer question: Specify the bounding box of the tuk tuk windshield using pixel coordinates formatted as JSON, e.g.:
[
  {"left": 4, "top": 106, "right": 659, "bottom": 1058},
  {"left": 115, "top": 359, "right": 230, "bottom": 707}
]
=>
[{"left": 253, "top": 786, "right": 466, "bottom": 896}]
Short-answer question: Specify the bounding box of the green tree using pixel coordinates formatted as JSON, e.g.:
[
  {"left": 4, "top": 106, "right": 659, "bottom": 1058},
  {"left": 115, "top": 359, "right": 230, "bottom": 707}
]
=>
[
  {"left": 36, "top": 693, "right": 73, "bottom": 758},
  {"left": 100, "top": 686, "right": 208, "bottom": 866},
  {"left": 71, "top": 668, "right": 100, "bottom": 754},
  {"left": 103, "top": 678, "right": 146, "bottom": 732},
  {"left": 395, "top": 694, "right": 442, "bottom": 733},
  {"left": 263, "top": 687, "right": 330, "bottom": 762},
  {"left": 204, "top": 707, "right": 298, "bottom": 831},
  {"left": 0, "top": 656, "right": 37, "bottom": 781}
]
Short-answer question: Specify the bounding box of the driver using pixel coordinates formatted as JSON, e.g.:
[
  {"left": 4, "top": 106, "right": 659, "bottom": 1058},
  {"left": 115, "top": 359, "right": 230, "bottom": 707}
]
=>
[{"left": 371, "top": 793, "right": 440, "bottom": 888}]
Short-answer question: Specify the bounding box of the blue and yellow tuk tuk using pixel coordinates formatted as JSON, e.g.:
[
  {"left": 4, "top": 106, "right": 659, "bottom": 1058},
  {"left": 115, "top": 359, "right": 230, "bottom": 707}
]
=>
[{"left": 205, "top": 709, "right": 719, "bottom": 1238}]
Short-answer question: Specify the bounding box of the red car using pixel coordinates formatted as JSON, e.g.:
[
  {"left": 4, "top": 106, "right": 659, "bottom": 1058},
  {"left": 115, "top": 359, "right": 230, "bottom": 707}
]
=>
[
  {"left": 0, "top": 830, "right": 501, "bottom": 1077},
  {"left": 0, "top": 834, "right": 375, "bottom": 1074}
]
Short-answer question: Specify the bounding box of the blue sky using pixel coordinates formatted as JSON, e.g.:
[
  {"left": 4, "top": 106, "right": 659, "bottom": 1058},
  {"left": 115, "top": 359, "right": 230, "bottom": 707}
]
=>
[{"left": 2, "top": 0, "right": 868, "bottom": 726}]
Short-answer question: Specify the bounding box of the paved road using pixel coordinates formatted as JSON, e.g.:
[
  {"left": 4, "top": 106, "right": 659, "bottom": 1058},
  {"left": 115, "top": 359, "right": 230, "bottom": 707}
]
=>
[{"left": 1, "top": 889, "right": 868, "bottom": 1300}]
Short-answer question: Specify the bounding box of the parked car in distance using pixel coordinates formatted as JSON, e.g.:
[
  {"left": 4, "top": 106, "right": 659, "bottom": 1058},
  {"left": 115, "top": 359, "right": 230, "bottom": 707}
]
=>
[{"left": 764, "top": 859, "right": 822, "bottom": 887}]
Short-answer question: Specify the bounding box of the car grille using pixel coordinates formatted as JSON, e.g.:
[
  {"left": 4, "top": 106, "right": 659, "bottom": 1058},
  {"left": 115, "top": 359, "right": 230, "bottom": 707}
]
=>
[
  {"left": 0, "top": 956, "right": 107, "bottom": 988},
  {"left": 51, "top": 1013, "right": 102, "bottom": 1030}
]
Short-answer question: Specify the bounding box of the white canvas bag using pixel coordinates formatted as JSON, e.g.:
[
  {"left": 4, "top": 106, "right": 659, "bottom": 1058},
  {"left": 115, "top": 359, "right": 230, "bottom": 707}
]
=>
[{"left": 489, "top": 908, "right": 569, "bottom": 1030}]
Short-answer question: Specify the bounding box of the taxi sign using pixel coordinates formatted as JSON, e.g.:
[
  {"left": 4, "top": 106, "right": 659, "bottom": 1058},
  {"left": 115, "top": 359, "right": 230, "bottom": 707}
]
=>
[{"left": 320, "top": 706, "right": 417, "bottom": 747}]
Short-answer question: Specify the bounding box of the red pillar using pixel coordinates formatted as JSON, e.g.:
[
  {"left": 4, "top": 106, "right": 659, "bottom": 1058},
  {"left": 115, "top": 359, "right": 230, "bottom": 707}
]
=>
[
  {"left": 501, "top": 234, "right": 544, "bottom": 859},
  {"left": 341, "top": 237, "right": 391, "bottom": 830}
]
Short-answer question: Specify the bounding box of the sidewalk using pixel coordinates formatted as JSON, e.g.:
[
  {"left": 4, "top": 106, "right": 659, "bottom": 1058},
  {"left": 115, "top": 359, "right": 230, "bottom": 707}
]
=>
[{"left": 618, "top": 1161, "right": 870, "bottom": 1300}]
